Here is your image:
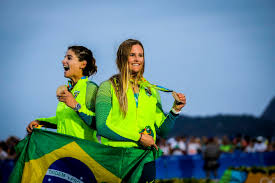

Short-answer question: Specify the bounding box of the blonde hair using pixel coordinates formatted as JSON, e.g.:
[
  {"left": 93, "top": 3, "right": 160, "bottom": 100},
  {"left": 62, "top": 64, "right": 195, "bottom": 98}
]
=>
[{"left": 110, "top": 39, "right": 145, "bottom": 117}]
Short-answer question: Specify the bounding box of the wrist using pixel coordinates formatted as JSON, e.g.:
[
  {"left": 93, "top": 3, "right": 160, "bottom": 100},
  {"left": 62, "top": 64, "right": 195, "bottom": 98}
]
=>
[
  {"left": 138, "top": 133, "right": 143, "bottom": 143},
  {"left": 171, "top": 107, "right": 181, "bottom": 115},
  {"left": 35, "top": 120, "right": 40, "bottom": 124},
  {"left": 73, "top": 103, "right": 81, "bottom": 112}
]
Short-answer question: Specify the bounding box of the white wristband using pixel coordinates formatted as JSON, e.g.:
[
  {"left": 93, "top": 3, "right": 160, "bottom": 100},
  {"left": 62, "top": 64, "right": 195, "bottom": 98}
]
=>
[{"left": 171, "top": 108, "right": 181, "bottom": 115}]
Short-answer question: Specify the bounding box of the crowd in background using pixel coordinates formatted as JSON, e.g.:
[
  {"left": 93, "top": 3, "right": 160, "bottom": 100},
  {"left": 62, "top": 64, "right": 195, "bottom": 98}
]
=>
[
  {"left": 0, "top": 136, "right": 20, "bottom": 182},
  {"left": 0, "top": 136, "right": 20, "bottom": 160},
  {"left": 156, "top": 135, "right": 275, "bottom": 156},
  {"left": 0, "top": 134, "right": 275, "bottom": 182},
  {"left": 1, "top": 134, "right": 275, "bottom": 161}
]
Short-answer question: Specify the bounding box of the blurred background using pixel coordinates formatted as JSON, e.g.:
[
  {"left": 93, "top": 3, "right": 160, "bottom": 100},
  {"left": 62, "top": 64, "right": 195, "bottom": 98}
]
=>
[{"left": 0, "top": 0, "right": 274, "bottom": 182}]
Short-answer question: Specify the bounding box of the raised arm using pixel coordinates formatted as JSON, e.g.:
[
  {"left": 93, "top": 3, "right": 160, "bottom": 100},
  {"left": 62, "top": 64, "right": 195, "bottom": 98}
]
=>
[{"left": 154, "top": 90, "right": 179, "bottom": 138}]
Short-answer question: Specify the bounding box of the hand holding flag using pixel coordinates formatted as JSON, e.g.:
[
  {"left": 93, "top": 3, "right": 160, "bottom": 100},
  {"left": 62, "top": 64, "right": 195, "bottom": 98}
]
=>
[
  {"left": 138, "top": 133, "right": 158, "bottom": 150},
  {"left": 26, "top": 120, "right": 40, "bottom": 134}
]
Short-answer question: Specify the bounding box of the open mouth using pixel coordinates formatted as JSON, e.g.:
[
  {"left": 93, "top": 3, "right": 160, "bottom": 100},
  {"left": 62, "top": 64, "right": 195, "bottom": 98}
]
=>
[{"left": 64, "top": 65, "right": 70, "bottom": 71}]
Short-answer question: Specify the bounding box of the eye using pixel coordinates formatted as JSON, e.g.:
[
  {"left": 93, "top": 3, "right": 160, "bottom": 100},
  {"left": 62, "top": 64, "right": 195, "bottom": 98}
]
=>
[
  {"left": 138, "top": 53, "right": 144, "bottom": 57},
  {"left": 129, "top": 53, "right": 135, "bottom": 57}
]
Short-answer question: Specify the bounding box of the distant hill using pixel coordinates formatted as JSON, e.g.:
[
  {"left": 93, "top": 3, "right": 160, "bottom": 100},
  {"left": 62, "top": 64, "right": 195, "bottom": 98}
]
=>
[
  {"left": 168, "top": 97, "right": 275, "bottom": 137},
  {"left": 261, "top": 96, "right": 275, "bottom": 121},
  {"left": 169, "top": 115, "right": 275, "bottom": 137}
]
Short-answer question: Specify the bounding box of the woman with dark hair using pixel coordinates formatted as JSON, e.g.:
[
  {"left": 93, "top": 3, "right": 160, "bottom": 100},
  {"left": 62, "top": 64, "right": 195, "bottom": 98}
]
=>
[
  {"left": 96, "top": 39, "right": 186, "bottom": 182},
  {"left": 26, "top": 46, "right": 98, "bottom": 142}
]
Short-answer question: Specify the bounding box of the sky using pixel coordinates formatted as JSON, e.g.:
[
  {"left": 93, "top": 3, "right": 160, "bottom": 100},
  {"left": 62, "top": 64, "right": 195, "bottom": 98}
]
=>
[{"left": 0, "top": 0, "right": 274, "bottom": 140}]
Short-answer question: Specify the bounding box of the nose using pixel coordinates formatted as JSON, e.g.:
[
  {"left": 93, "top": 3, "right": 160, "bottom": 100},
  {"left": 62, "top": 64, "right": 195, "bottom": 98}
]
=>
[
  {"left": 137, "top": 56, "right": 143, "bottom": 62},
  {"left": 62, "top": 59, "right": 66, "bottom": 65},
  {"left": 134, "top": 55, "right": 141, "bottom": 61}
]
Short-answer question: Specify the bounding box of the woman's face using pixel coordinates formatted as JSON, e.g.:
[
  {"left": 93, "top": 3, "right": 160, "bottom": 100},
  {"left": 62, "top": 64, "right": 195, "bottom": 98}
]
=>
[
  {"left": 62, "top": 49, "right": 86, "bottom": 81},
  {"left": 128, "top": 44, "right": 144, "bottom": 74}
]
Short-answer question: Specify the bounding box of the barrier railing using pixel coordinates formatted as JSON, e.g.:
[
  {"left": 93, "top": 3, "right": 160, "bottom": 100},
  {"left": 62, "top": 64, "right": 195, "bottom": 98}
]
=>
[
  {"left": 156, "top": 151, "right": 275, "bottom": 179},
  {"left": 1, "top": 152, "right": 275, "bottom": 182}
]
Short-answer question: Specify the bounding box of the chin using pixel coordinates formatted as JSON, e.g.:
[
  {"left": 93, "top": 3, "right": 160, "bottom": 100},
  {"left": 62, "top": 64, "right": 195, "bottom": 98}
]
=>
[
  {"left": 64, "top": 74, "right": 69, "bottom": 78},
  {"left": 132, "top": 69, "right": 141, "bottom": 74}
]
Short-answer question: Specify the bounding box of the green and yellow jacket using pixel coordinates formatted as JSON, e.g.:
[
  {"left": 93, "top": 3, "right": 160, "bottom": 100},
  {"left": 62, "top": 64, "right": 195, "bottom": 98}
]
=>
[
  {"left": 96, "top": 80, "right": 178, "bottom": 148},
  {"left": 37, "top": 77, "right": 98, "bottom": 142}
]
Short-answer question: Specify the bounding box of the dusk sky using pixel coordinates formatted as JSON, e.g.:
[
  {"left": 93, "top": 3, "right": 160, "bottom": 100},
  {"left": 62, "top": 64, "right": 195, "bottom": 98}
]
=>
[{"left": 0, "top": 0, "right": 274, "bottom": 139}]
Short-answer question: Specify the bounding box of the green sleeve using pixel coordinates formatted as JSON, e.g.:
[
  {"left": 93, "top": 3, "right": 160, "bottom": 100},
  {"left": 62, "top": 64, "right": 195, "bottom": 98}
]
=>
[
  {"left": 36, "top": 116, "right": 58, "bottom": 129},
  {"left": 96, "top": 81, "right": 134, "bottom": 141},
  {"left": 36, "top": 116, "right": 57, "bottom": 124},
  {"left": 77, "top": 81, "right": 97, "bottom": 129},
  {"left": 154, "top": 91, "right": 178, "bottom": 138}
]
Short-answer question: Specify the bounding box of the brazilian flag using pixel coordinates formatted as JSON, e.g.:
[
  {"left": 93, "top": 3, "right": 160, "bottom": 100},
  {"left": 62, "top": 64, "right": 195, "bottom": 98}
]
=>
[{"left": 9, "top": 129, "right": 161, "bottom": 183}]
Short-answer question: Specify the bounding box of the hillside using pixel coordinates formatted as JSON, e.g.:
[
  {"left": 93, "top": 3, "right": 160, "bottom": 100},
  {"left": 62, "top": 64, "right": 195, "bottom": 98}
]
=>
[
  {"left": 169, "top": 114, "right": 275, "bottom": 137},
  {"left": 261, "top": 96, "right": 275, "bottom": 121}
]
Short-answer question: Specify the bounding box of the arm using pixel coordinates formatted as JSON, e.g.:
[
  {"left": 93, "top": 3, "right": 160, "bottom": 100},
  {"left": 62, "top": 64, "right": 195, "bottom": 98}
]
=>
[
  {"left": 57, "top": 83, "right": 97, "bottom": 129},
  {"left": 36, "top": 116, "right": 58, "bottom": 128},
  {"left": 155, "top": 112, "right": 178, "bottom": 137},
  {"left": 27, "top": 116, "right": 57, "bottom": 134},
  {"left": 154, "top": 90, "right": 179, "bottom": 138},
  {"left": 96, "top": 81, "right": 138, "bottom": 142},
  {"left": 77, "top": 81, "right": 97, "bottom": 129}
]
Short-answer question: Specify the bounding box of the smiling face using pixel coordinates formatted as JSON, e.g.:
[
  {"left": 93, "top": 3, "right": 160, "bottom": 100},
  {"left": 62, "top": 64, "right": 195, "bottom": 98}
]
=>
[
  {"left": 62, "top": 49, "right": 87, "bottom": 83},
  {"left": 128, "top": 44, "right": 144, "bottom": 75}
]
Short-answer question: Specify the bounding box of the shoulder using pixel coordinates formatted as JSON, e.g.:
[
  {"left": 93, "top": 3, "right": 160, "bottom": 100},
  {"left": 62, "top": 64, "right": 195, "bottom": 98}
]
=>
[
  {"left": 86, "top": 80, "right": 98, "bottom": 88},
  {"left": 85, "top": 81, "right": 98, "bottom": 94},
  {"left": 97, "top": 80, "right": 112, "bottom": 98},
  {"left": 99, "top": 80, "right": 112, "bottom": 89},
  {"left": 142, "top": 78, "right": 159, "bottom": 96},
  {"left": 97, "top": 80, "right": 113, "bottom": 95}
]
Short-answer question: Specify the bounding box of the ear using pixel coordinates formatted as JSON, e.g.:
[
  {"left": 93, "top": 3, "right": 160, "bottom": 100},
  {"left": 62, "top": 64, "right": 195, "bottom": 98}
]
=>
[{"left": 80, "top": 60, "right": 87, "bottom": 69}]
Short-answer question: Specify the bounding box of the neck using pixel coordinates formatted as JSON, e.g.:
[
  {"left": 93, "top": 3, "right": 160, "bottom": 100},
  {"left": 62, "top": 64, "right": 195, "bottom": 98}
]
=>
[
  {"left": 130, "top": 72, "right": 143, "bottom": 81},
  {"left": 130, "top": 74, "right": 137, "bottom": 80},
  {"left": 130, "top": 76, "right": 138, "bottom": 86},
  {"left": 131, "top": 69, "right": 142, "bottom": 78},
  {"left": 71, "top": 75, "right": 84, "bottom": 85}
]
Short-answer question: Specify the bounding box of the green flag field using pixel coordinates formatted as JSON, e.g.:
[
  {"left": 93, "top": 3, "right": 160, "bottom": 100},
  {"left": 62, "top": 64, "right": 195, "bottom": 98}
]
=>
[{"left": 9, "top": 128, "right": 161, "bottom": 183}]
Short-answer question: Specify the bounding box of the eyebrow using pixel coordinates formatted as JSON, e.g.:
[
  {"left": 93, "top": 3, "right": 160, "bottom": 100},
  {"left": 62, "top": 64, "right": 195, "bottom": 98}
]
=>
[{"left": 129, "top": 52, "right": 143, "bottom": 54}]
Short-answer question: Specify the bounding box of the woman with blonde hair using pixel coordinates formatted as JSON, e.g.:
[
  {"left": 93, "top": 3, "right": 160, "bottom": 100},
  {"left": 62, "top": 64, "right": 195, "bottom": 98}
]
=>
[{"left": 96, "top": 39, "right": 186, "bottom": 182}]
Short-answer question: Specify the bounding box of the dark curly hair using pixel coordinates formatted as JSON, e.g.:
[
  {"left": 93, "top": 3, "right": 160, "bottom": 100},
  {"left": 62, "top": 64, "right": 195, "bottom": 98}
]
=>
[{"left": 68, "top": 46, "right": 97, "bottom": 76}]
